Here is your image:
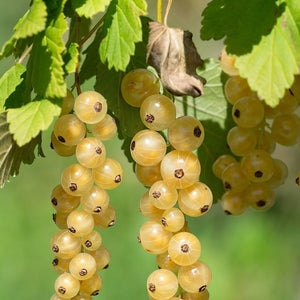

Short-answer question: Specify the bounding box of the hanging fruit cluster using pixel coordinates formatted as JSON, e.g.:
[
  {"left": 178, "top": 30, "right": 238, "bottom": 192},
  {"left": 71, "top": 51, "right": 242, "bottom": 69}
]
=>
[
  {"left": 212, "top": 48, "right": 300, "bottom": 216},
  {"left": 49, "top": 91, "right": 122, "bottom": 299}
]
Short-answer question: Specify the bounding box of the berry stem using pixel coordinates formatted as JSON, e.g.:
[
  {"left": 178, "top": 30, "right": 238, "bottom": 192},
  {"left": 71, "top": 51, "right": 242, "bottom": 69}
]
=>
[
  {"left": 163, "top": 0, "right": 173, "bottom": 26},
  {"left": 157, "top": 0, "right": 162, "bottom": 23},
  {"left": 75, "top": 16, "right": 82, "bottom": 95}
]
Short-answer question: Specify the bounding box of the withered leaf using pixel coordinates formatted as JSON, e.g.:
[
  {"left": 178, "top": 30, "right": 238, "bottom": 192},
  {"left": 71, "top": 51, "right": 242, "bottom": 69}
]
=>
[{"left": 147, "top": 21, "right": 206, "bottom": 97}]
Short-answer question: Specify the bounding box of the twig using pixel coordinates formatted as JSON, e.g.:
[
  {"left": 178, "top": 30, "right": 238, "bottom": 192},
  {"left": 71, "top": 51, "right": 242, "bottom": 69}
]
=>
[
  {"left": 164, "top": 0, "right": 173, "bottom": 26},
  {"left": 17, "top": 44, "right": 33, "bottom": 64},
  {"left": 157, "top": 0, "right": 163, "bottom": 23}
]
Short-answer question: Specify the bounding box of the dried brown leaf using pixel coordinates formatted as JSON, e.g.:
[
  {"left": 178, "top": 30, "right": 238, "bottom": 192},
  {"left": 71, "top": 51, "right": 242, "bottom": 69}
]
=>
[{"left": 147, "top": 21, "right": 206, "bottom": 97}]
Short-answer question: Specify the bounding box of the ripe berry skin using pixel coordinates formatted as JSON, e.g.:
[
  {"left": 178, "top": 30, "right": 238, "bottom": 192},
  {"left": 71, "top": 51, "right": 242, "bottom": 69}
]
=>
[
  {"left": 182, "top": 289, "right": 210, "bottom": 300},
  {"left": 140, "top": 94, "right": 176, "bottom": 130},
  {"left": 87, "top": 245, "right": 111, "bottom": 270},
  {"left": 121, "top": 69, "right": 160, "bottom": 107},
  {"left": 54, "top": 114, "right": 86, "bottom": 146},
  {"left": 67, "top": 209, "right": 94, "bottom": 237},
  {"left": 244, "top": 183, "right": 275, "bottom": 211},
  {"left": 52, "top": 256, "right": 70, "bottom": 274},
  {"left": 130, "top": 129, "right": 167, "bottom": 167},
  {"left": 220, "top": 47, "right": 239, "bottom": 76},
  {"left": 135, "top": 163, "right": 162, "bottom": 187},
  {"left": 93, "top": 204, "right": 116, "bottom": 229},
  {"left": 76, "top": 137, "right": 106, "bottom": 168},
  {"left": 61, "top": 164, "right": 93, "bottom": 197},
  {"left": 147, "top": 269, "right": 178, "bottom": 300},
  {"left": 90, "top": 114, "right": 117, "bottom": 141},
  {"left": 265, "top": 158, "right": 288, "bottom": 189},
  {"left": 178, "top": 182, "right": 213, "bottom": 217},
  {"left": 220, "top": 190, "right": 248, "bottom": 216},
  {"left": 160, "top": 150, "right": 201, "bottom": 189},
  {"left": 140, "top": 191, "right": 164, "bottom": 219},
  {"left": 139, "top": 220, "right": 173, "bottom": 254},
  {"left": 93, "top": 158, "right": 123, "bottom": 189},
  {"left": 51, "top": 229, "right": 81, "bottom": 259},
  {"left": 241, "top": 149, "right": 275, "bottom": 183},
  {"left": 54, "top": 272, "right": 80, "bottom": 298},
  {"left": 149, "top": 180, "right": 178, "bottom": 210},
  {"left": 161, "top": 207, "right": 185, "bottom": 232},
  {"left": 81, "top": 230, "right": 102, "bottom": 251},
  {"left": 51, "top": 184, "right": 80, "bottom": 213},
  {"left": 178, "top": 260, "right": 212, "bottom": 293},
  {"left": 80, "top": 272, "right": 103, "bottom": 296},
  {"left": 232, "top": 97, "right": 265, "bottom": 128},
  {"left": 69, "top": 253, "right": 97, "bottom": 281},
  {"left": 51, "top": 132, "right": 76, "bottom": 157},
  {"left": 74, "top": 91, "right": 107, "bottom": 124},
  {"left": 168, "top": 232, "right": 201, "bottom": 266},
  {"left": 80, "top": 185, "right": 110, "bottom": 215},
  {"left": 60, "top": 89, "right": 75, "bottom": 116},
  {"left": 156, "top": 252, "right": 179, "bottom": 272},
  {"left": 224, "top": 76, "right": 253, "bottom": 105},
  {"left": 212, "top": 154, "right": 236, "bottom": 179}
]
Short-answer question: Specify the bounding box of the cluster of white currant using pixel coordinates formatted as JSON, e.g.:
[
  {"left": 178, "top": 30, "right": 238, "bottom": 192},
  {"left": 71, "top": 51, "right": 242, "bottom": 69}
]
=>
[
  {"left": 121, "top": 69, "right": 212, "bottom": 300},
  {"left": 49, "top": 90, "right": 122, "bottom": 300},
  {"left": 212, "top": 48, "right": 300, "bottom": 215}
]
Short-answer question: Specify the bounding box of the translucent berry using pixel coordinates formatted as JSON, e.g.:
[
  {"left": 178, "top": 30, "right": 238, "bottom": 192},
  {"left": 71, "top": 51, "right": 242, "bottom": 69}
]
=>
[
  {"left": 60, "top": 89, "right": 75, "bottom": 115},
  {"left": 52, "top": 256, "right": 70, "bottom": 274},
  {"left": 81, "top": 230, "right": 102, "bottom": 251},
  {"left": 53, "top": 211, "right": 69, "bottom": 229},
  {"left": 61, "top": 164, "right": 93, "bottom": 197},
  {"left": 93, "top": 204, "right": 116, "bottom": 229},
  {"left": 245, "top": 183, "right": 275, "bottom": 210},
  {"left": 221, "top": 162, "right": 249, "bottom": 192},
  {"left": 54, "top": 272, "right": 80, "bottom": 298},
  {"left": 87, "top": 245, "right": 111, "bottom": 270},
  {"left": 161, "top": 207, "right": 185, "bottom": 232},
  {"left": 74, "top": 91, "right": 107, "bottom": 124},
  {"left": 220, "top": 47, "right": 239, "bottom": 76},
  {"left": 80, "top": 185, "right": 110, "bottom": 215},
  {"left": 178, "top": 182, "right": 213, "bottom": 217},
  {"left": 80, "top": 272, "right": 103, "bottom": 296},
  {"left": 178, "top": 260, "right": 212, "bottom": 293},
  {"left": 140, "top": 94, "right": 176, "bottom": 130},
  {"left": 160, "top": 150, "right": 201, "bottom": 189},
  {"left": 51, "top": 229, "right": 81, "bottom": 259},
  {"left": 121, "top": 69, "right": 160, "bottom": 107},
  {"left": 241, "top": 149, "right": 275, "bottom": 183},
  {"left": 149, "top": 180, "right": 178, "bottom": 210},
  {"left": 130, "top": 129, "right": 166, "bottom": 167},
  {"left": 93, "top": 158, "right": 123, "bottom": 189},
  {"left": 67, "top": 209, "right": 94, "bottom": 237},
  {"left": 54, "top": 114, "right": 86, "bottom": 146},
  {"left": 135, "top": 163, "right": 162, "bottom": 187},
  {"left": 220, "top": 190, "right": 248, "bottom": 216},
  {"left": 90, "top": 114, "right": 117, "bottom": 141},
  {"left": 232, "top": 97, "right": 265, "bottom": 128},
  {"left": 226, "top": 126, "right": 257, "bottom": 156},
  {"left": 139, "top": 220, "right": 173, "bottom": 254},
  {"left": 168, "top": 232, "right": 201, "bottom": 266},
  {"left": 212, "top": 154, "right": 236, "bottom": 179},
  {"left": 156, "top": 252, "right": 179, "bottom": 272},
  {"left": 140, "top": 191, "right": 164, "bottom": 219},
  {"left": 51, "top": 132, "right": 76, "bottom": 157},
  {"left": 168, "top": 116, "right": 205, "bottom": 152},
  {"left": 76, "top": 137, "right": 106, "bottom": 168},
  {"left": 147, "top": 269, "right": 178, "bottom": 300},
  {"left": 51, "top": 184, "right": 80, "bottom": 213},
  {"left": 265, "top": 158, "right": 288, "bottom": 189},
  {"left": 182, "top": 289, "right": 210, "bottom": 300},
  {"left": 224, "top": 76, "right": 253, "bottom": 105},
  {"left": 69, "top": 253, "right": 97, "bottom": 280}
]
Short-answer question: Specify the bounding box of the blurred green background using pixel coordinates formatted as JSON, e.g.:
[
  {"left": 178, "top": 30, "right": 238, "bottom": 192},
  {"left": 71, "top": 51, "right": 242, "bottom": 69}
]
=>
[{"left": 0, "top": 1, "right": 300, "bottom": 299}]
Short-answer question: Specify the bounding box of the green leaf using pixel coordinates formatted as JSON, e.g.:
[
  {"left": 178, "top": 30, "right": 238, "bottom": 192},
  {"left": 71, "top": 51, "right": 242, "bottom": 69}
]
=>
[
  {"left": 0, "top": 0, "right": 47, "bottom": 60},
  {"left": 7, "top": 100, "right": 61, "bottom": 147},
  {"left": 0, "top": 64, "right": 26, "bottom": 113},
  {"left": 64, "top": 43, "right": 79, "bottom": 74},
  {"left": 95, "top": 16, "right": 150, "bottom": 138},
  {"left": 0, "top": 113, "right": 43, "bottom": 188},
  {"left": 175, "top": 59, "right": 234, "bottom": 202},
  {"left": 73, "top": 0, "right": 111, "bottom": 18},
  {"left": 99, "top": 0, "right": 147, "bottom": 71},
  {"left": 235, "top": 2, "right": 300, "bottom": 107},
  {"left": 200, "top": 0, "right": 284, "bottom": 55},
  {"left": 28, "top": 9, "right": 67, "bottom": 98}
]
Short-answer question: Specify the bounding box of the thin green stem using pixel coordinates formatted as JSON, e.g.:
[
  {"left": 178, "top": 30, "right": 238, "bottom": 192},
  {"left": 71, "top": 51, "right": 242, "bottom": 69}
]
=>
[
  {"left": 157, "top": 0, "right": 162, "bottom": 23},
  {"left": 75, "top": 16, "right": 82, "bottom": 96},
  {"left": 17, "top": 44, "right": 32, "bottom": 64}
]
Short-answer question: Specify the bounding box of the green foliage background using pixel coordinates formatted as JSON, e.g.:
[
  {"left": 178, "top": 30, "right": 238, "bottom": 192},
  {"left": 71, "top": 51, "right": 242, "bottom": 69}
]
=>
[{"left": 0, "top": 1, "right": 299, "bottom": 300}]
